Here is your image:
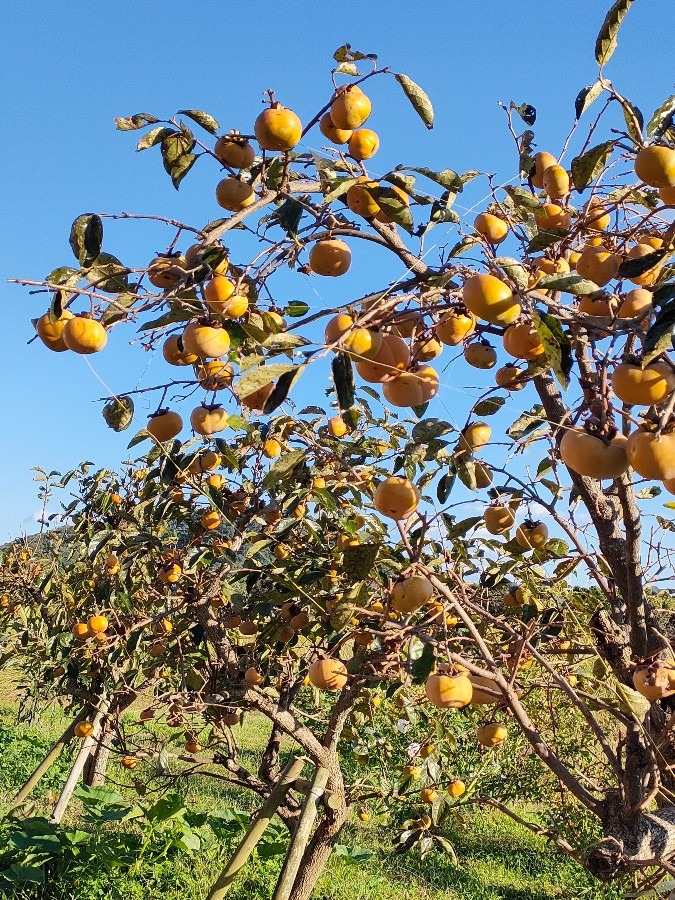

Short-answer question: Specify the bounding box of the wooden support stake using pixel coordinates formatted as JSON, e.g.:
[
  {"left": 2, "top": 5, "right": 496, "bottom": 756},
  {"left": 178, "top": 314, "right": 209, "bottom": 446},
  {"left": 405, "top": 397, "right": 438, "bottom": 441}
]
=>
[
  {"left": 206, "top": 755, "right": 306, "bottom": 900},
  {"left": 12, "top": 718, "right": 81, "bottom": 806},
  {"left": 272, "top": 766, "right": 330, "bottom": 900},
  {"left": 50, "top": 702, "right": 108, "bottom": 824},
  {"left": 293, "top": 776, "right": 341, "bottom": 810}
]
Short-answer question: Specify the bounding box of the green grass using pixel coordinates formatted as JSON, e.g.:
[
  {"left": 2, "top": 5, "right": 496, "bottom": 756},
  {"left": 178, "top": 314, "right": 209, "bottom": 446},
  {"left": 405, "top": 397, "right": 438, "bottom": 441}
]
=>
[{"left": 0, "top": 670, "right": 621, "bottom": 900}]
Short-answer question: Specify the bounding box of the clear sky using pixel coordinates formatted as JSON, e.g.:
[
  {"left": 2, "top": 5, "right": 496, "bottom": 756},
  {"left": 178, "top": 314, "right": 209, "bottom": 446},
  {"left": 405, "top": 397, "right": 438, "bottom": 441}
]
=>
[{"left": 2, "top": 0, "right": 674, "bottom": 539}]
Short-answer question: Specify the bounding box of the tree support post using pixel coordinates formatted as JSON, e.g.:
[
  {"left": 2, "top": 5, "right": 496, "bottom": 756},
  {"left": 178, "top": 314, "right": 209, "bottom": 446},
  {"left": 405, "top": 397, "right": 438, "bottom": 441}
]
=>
[
  {"left": 12, "top": 716, "right": 83, "bottom": 807},
  {"left": 206, "top": 755, "right": 306, "bottom": 900},
  {"left": 272, "top": 765, "right": 330, "bottom": 900},
  {"left": 50, "top": 700, "right": 109, "bottom": 824}
]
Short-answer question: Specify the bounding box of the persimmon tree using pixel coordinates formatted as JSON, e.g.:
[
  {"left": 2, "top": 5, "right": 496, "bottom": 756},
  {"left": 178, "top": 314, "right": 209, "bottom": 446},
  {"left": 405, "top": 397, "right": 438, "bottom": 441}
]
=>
[{"left": 7, "top": 0, "right": 675, "bottom": 896}]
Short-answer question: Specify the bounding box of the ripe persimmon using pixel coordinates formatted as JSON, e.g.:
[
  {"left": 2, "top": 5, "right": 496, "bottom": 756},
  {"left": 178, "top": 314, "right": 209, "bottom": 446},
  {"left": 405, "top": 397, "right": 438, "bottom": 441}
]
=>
[
  {"left": 36, "top": 309, "right": 74, "bottom": 352},
  {"left": 309, "top": 658, "right": 349, "bottom": 690},
  {"left": 373, "top": 476, "right": 420, "bottom": 520},
  {"left": 216, "top": 177, "right": 255, "bottom": 212},
  {"left": 190, "top": 404, "right": 229, "bottom": 435},
  {"left": 425, "top": 673, "right": 473, "bottom": 709},
  {"left": 214, "top": 134, "right": 256, "bottom": 169},
  {"left": 63, "top": 315, "right": 107, "bottom": 354},
  {"left": 309, "top": 239, "right": 352, "bottom": 276},
  {"left": 463, "top": 274, "right": 520, "bottom": 327},
  {"left": 147, "top": 410, "right": 183, "bottom": 442},
  {"left": 182, "top": 321, "right": 231, "bottom": 358},
  {"left": 330, "top": 85, "right": 371, "bottom": 131},
  {"left": 254, "top": 104, "right": 302, "bottom": 152},
  {"left": 560, "top": 428, "right": 629, "bottom": 480}
]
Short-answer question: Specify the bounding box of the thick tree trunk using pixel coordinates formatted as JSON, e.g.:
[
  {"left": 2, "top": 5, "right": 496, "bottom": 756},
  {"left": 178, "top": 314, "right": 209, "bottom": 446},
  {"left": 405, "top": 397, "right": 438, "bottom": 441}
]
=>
[
  {"left": 590, "top": 806, "right": 675, "bottom": 878},
  {"left": 83, "top": 723, "right": 112, "bottom": 787},
  {"left": 287, "top": 802, "right": 348, "bottom": 900}
]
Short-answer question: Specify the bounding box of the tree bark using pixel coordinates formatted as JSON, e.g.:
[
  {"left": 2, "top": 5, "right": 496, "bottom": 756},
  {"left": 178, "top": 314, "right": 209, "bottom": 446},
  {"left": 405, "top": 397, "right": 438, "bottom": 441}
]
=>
[
  {"left": 589, "top": 806, "right": 675, "bottom": 878},
  {"left": 83, "top": 721, "right": 112, "bottom": 787},
  {"left": 287, "top": 765, "right": 348, "bottom": 900}
]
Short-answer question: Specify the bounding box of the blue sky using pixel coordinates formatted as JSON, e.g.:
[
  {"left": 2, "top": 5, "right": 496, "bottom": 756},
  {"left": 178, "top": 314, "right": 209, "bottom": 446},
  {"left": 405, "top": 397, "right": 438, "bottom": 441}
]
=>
[{"left": 2, "top": 0, "right": 674, "bottom": 539}]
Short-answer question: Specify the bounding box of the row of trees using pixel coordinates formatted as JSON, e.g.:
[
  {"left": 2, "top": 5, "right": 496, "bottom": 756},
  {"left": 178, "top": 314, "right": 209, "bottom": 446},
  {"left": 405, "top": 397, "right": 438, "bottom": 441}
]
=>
[{"left": 5, "top": 1, "right": 675, "bottom": 896}]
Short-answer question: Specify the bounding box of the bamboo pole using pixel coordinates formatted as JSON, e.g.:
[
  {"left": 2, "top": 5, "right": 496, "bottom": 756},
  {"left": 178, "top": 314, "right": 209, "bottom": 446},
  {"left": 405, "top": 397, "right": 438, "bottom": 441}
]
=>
[
  {"left": 50, "top": 702, "right": 109, "bottom": 824},
  {"left": 272, "top": 766, "right": 330, "bottom": 900},
  {"left": 12, "top": 717, "right": 81, "bottom": 806},
  {"left": 206, "top": 755, "right": 306, "bottom": 900}
]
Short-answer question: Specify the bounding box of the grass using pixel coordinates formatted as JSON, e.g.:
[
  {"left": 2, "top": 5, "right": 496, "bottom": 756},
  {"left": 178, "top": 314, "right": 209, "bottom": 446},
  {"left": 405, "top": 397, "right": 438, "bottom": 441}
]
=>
[{"left": 0, "top": 670, "right": 621, "bottom": 899}]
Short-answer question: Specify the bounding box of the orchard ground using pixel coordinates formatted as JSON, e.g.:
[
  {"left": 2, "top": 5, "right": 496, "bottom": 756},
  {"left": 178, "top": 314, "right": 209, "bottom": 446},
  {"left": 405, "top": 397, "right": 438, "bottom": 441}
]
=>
[{"left": 0, "top": 671, "right": 617, "bottom": 900}]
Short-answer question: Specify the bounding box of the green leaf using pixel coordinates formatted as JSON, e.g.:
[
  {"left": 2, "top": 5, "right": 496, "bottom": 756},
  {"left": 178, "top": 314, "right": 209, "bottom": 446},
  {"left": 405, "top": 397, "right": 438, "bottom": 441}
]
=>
[
  {"left": 235, "top": 363, "right": 297, "bottom": 402},
  {"left": 570, "top": 141, "right": 614, "bottom": 191},
  {"left": 518, "top": 129, "right": 535, "bottom": 178},
  {"left": 177, "top": 109, "right": 219, "bottom": 135},
  {"left": 412, "top": 418, "right": 454, "bottom": 442},
  {"left": 536, "top": 274, "right": 601, "bottom": 295},
  {"left": 428, "top": 200, "right": 459, "bottom": 228},
  {"left": 618, "top": 96, "right": 644, "bottom": 144},
  {"left": 102, "top": 397, "right": 134, "bottom": 432},
  {"left": 333, "top": 61, "right": 362, "bottom": 76},
  {"left": 653, "top": 284, "right": 675, "bottom": 307},
  {"left": 114, "top": 113, "right": 160, "bottom": 131},
  {"left": 642, "top": 302, "right": 675, "bottom": 366},
  {"left": 137, "top": 126, "right": 176, "bottom": 151},
  {"left": 437, "top": 471, "right": 455, "bottom": 504},
  {"left": 332, "top": 353, "right": 358, "bottom": 428},
  {"left": 146, "top": 794, "right": 187, "bottom": 823},
  {"left": 169, "top": 152, "right": 198, "bottom": 190},
  {"left": 138, "top": 306, "right": 193, "bottom": 331},
  {"left": 276, "top": 197, "right": 304, "bottom": 238},
  {"left": 101, "top": 290, "right": 139, "bottom": 325},
  {"left": 69, "top": 214, "right": 103, "bottom": 267},
  {"left": 394, "top": 73, "right": 434, "bottom": 129},
  {"left": 263, "top": 449, "right": 307, "bottom": 489},
  {"left": 411, "top": 641, "right": 436, "bottom": 682},
  {"left": 508, "top": 405, "right": 546, "bottom": 440},
  {"left": 333, "top": 843, "right": 375, "bottom": 862},
  {"left": 617, "top": 249, "right": 666, "bottom": 280},
  {"left": 514, "top": 103, "right": 536, "bottom": 126},
  {"left": 45, "top": 265, "right": 80, "bottom": 287},
  {"left": 342, "top": 543, "right": 379, "bottom": 580},
  {"left": 435, "top": 835, "right": 459, "bottom": 863},
  {"left": 284, "top": 300, "right": 310, "bottom": 318},
  {"left": 49, "top": 291, "right": 64, "bottom": 322},
  {"left": 83, "top": 252, "right": 128, "bottom": 293},
  {"left": 371, "top": 186, "right": 414, "bottom": 232},
  {"left": 615, "top": 681, "right": 651, "bottom": 720},
  {"left": 456, "top": 455, "right": 477, "bottom": 491},
  {"left": 2, "top": 863, "right": 45, "bottom": 883},
  {"left": 595, "top": 0, "right": 635, "bottom": 67},
  {"left": 575, "top": 81, "right": 605, "bottom": 119},
  {"left": 504, "top": 186, "right": 541, "bottom": 211},
  {"left": 533, "top": 311, "right": 572, "bottom": 389},
  {"left": 494, "top": 257, "right": 530, "bottom": 291},
  {"left": 262, "top": 366, "right": 305, "bottom": 414},
  {"left": 474, "top": 396, "right": 506, "bottom": 416},
  {"left": 127, "top": 428, "right": 149, "bottom": 448},
  {"left": 527, "top": 229, "right": 568, "bottom": 253},
  {"left": 444, "top": 514, "right": 482, "bottom": 539},
  {"left": 261, "top": 332, "right": 309, "bottom": 350},
  {"left": 646, "top": 94, "right": 675, "bottom": 140},
  {"left": 636, "top": 485, "right": 661, "bottom": 499},
  {"left": 606, "top": 185, "right": 659, "bottom": 209},
  {"left": 448, "top": 235, "right": 480, "bottom": 258},
  {"left": 161, "top": 130, "right": 197, "bottom": 189},
  {"left": 382, "top": 172, "right": 416, "bottom": 193},
  {"left": 402, "top": 167, "right": 462, "bottom": 191},
  {"left": 323, "top": 177, "right": 360, "bottom": 205},
  {"left": 333, "top": 44, "right": 377, "bottom": 63}
]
